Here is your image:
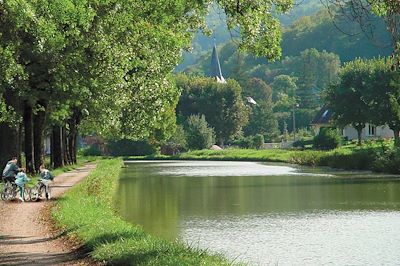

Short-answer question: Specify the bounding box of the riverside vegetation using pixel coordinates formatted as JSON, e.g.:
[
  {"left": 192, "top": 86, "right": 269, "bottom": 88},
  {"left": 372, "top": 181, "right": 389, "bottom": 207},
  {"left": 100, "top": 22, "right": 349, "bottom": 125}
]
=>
[
  {"left": 52, "top": 159, "right": 233, "bottom": 265},
  {"left": 129, "top": 139, "right": 400, "bottom": 174}
]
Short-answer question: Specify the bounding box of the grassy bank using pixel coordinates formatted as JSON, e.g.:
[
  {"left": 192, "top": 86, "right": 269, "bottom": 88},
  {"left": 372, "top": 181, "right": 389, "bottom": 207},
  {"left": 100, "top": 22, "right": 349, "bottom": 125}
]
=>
[
  {"left": 52, "top": 158, "right": 233, "bottom": 265},
  {"left": 128, "top": 141, "right": 400, "bottom": 173}
]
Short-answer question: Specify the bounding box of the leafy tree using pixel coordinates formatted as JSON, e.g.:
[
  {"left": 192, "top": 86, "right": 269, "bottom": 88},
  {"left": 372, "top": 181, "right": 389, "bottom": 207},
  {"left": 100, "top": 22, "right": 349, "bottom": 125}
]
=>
[
  {"left": 313, "top": 127, "right": 341, "bottom": 150},
  {"left": 325, "top": 59, "right": 373, "bottom": 145},
  {"left": 243, "top": 78, "right": 279, "bottom": 141},
  {"left": 185, "top": 114, "right": 215, "bottom": 150},
  {"left": 271, "top": 75, "right": 297, "bottom": 133},
  {"left": 366, "top": 58, "right": 400, "bottom": 146},
  {"left": 176, "top": 75, "right": 249, "bottom": 145}
]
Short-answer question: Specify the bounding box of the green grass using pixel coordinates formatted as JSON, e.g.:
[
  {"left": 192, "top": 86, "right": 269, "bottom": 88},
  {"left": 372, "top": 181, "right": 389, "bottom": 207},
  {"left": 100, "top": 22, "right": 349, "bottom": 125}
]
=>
[{"left": 52, "top": 158, "right": 234, "bottom": 265}]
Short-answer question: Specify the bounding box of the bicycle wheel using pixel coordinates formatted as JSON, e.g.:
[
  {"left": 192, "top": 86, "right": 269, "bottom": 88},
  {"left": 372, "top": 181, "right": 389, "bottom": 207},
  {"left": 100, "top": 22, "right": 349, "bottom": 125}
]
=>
[
  {"left": 30, "top": 185, "right": 40, "bottom": 202},
  {"left": 23, "top": 187, "right": 31, "bottom": 201},
  {"left": 1, "top": 187, "right": 7, "bottom": 201},
  {"left": 40, "top": 185, "right": 47, "bottom": 200},
  {"left": 11, "top": 184, "right": 18, "bottom": 200},
  {"left": 2, "top": 185, "right": 14, "bottom": 201}
]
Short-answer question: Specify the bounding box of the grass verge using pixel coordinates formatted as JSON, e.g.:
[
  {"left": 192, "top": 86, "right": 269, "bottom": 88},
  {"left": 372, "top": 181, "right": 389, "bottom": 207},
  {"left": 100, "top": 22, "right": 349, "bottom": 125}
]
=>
[
  {"left": 126, "top": 141, "right": 398, "bottom": 173},
  {"left": 52, "top": 158, "right": 233, "bottom": 265}
]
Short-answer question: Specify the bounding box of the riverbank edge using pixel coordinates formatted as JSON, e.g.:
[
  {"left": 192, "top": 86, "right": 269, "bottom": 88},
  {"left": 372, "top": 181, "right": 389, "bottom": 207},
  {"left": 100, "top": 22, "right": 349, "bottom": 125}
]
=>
[
  {"left": 51, "top": 158, "right": 234, "bottom": 265},
  {"left": 124, "top": 147, "right": 394, "bottom": 174}
]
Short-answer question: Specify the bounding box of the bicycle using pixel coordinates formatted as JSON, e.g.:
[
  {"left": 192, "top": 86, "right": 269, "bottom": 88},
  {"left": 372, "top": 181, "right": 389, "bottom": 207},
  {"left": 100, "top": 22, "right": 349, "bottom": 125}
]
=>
[
  {"left": 30, "top": 179, "right": 51, "bottom": 201},
  {"left": 1, "top": 180, "right": 30, "bottom": 202}
]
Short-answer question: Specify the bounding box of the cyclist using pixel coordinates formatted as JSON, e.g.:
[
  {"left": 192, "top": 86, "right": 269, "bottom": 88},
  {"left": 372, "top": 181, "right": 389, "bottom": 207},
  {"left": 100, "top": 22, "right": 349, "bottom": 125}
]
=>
[
  {"left": 39, "top": 164, "right": 54, "bottom": 200},
  {"left": 15, "top": 169, "right": 30, "bottom": 202},
  {"left": 2, "top": 157, "right": 23, "bottom": 183}
]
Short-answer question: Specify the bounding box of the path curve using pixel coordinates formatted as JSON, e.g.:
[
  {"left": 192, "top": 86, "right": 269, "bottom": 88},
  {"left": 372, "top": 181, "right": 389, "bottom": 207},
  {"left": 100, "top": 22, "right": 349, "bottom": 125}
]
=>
[{"left": 0, "top": 163, "right": 98, "bottom": 266}]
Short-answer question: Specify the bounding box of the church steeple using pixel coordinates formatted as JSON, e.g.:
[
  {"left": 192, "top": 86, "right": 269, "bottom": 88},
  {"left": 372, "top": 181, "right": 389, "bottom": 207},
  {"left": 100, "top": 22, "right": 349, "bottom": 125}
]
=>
[{"left": 210, "top": 41, "right": 226, "bottom": 83}]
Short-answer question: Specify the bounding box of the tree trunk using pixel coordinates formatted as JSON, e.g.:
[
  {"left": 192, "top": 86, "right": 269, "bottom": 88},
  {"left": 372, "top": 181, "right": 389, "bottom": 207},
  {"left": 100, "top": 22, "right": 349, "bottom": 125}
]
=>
[
  {"left": 0, "top": 89, "right": 21, "bottom": 168},
  {"left": 357, "top": 129, "right": 362, "bottom": 146},
  {"left": 0, "top": 123, "right": 19, "bottom": 170},
  {"left": 68, "top": 112, "right": 80, "bottom": 164},
  {"left": 394, "top": 129, "right": 400, "bottom": 147},
  {"left": 33, "top": 101, "right": 47, "bottom": 172},
  {"left": 62, "top": 126, "right": 70, "bottom": 165},
  {"left": 52, "top": 126, "right": 64, "bottom": 168},
  {"left": 23, "top": 103, "right": 35, "bottom": 173}
]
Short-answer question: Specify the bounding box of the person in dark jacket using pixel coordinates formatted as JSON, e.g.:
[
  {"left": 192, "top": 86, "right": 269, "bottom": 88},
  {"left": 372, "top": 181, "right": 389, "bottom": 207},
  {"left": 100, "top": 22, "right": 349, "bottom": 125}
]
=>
[{"left": 2, "top": 157, "right": 23, "bottom": 183}]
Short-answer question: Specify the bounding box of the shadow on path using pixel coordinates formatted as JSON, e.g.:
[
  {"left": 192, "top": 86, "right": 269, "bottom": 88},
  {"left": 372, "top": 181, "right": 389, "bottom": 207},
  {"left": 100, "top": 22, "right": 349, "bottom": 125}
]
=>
[
  {"left": 0, "top": 228, "right": 74, "bottom": 245},
  {"left": 0, "top": 247, "right": 90, "bottom": 266}
]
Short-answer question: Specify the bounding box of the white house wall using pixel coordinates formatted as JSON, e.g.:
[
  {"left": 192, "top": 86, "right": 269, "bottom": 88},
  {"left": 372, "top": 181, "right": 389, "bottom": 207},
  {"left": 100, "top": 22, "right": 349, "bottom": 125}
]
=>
[{"left": 343, "top": 124, "right": 394, "bottom": 140}]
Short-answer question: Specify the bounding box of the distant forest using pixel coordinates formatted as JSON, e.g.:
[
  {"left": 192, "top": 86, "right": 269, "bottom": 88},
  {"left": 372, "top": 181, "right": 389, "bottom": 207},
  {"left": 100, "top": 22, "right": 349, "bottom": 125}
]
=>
[{"left": 178, "top": 0, "right": 391, "bottom": 73}]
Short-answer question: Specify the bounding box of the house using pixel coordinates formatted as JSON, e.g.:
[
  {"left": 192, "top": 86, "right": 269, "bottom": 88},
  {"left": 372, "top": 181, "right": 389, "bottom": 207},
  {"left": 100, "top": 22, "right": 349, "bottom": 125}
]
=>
[{"left": 311, "top": 106, "right": 394, "bottom": 140}]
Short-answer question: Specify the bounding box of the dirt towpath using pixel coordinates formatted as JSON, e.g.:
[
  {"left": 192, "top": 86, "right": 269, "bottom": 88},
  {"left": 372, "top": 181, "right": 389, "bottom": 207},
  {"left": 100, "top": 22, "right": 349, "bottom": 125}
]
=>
[{"left": 0, "top": 164, "right": 98, "bottom": 266}]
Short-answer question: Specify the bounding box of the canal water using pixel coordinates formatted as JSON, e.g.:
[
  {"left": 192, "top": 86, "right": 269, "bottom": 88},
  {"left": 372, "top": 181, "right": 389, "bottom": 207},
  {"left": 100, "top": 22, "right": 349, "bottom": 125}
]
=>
[{"left": 117, "top": 160, "right": 400, "bottom": 265}]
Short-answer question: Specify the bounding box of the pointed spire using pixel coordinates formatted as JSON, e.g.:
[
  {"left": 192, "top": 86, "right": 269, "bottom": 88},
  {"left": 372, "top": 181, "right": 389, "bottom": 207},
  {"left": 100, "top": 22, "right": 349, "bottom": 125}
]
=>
[{"left": 210, "top": 42, "right": 226, "bottom": 83}]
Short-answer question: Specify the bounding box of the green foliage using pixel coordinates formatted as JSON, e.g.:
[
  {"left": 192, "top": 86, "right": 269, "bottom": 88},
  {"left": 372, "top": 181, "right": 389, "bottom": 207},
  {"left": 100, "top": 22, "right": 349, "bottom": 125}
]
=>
[
  {"left": 243, "top": 78, "right": 279, "bottom": 140},
  {"left": 81, "top": 145, "right": 103, "bottom": 156},
  {"left": 1, "top": 0, "right": 292, "bottom": 146},
  {"left": 325, "top": 58, "right": 376, "bottom": 144},
  {"left": 293, "top": 139, "right": 314, "bottom": 149},
  {"left": 162, "top": 125, "right": 188, "bottom": 155},
  {"left": 186, "top": 114, "right": 216, "bottom": 150},
  {"left": 325, "top": 57, "right": 400, "bottom": 145},
  {"left": 107, "top": 139, "right": 156, "bottom": 156},
  {"left": 373, "top": 146, "right": 400, "bottom": 174},
  {"left": 53, "top": 159, "right": 231, "bottom": 265},
  {"left": 176, "top": 75, "right": 249, "bottom": 144},
  {"left": 282, "top": 9, "right": 391, "bottom": 61},
  {"left": 252, "top": 134, "right": 264, "bottom": 149},
  {"left": 313, "top": 127, "right": 342, "bottom": 150}
]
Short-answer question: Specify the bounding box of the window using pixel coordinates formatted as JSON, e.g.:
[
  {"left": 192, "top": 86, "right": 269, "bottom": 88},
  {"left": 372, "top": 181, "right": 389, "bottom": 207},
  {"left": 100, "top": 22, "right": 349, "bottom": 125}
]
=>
[{"left": 368, "top": 125, "right": 376, "bottom": 136}]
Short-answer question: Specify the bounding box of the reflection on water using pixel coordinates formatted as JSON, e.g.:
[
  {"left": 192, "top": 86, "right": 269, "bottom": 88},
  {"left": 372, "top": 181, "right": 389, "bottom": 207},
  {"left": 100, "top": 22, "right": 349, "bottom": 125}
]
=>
[{"left": 117, "top": 160, "right": 400, "bottom": 265}]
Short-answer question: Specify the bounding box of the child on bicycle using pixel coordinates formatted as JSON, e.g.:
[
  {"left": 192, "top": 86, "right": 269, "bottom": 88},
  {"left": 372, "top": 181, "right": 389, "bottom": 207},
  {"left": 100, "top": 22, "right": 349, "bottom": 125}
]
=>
[
  {"left": 15, "top": 169, "right": 30, "bottom": 202},
  {"left": 39, "top": 165, "right": 54, "bottom": 200}
]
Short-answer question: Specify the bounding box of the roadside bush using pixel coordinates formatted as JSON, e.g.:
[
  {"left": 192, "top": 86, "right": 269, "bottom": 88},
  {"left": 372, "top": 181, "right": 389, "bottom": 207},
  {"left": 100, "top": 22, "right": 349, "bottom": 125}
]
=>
[
  {"left": 313, "top": 127, "right": 341, "bottom": 150},
  {"left": 107, "top": 139, "right": 156, "bottom": 156},
  {"left": 319, "top": 149, "right": 375, "bottom": 170},
  {"left": 81, "top": 144, "right": 103, "bottom": 156},
  {"left": 185, "top": 114, "right": 215, "bottom": 150},
  {"left": 231, "top": 136, "right": 252, "bottom": 148},
  {"left": 252, "top": 134, "right": 264, "bottom": 149},
  {"left": 161, "top": 125, "right": 187, "bottom": 155},
  {"left": 293, "top": 139, "right": 313, "bottom": 149},
  {"left": 372, "top": 146, "right": 400, "bottom": 173}
]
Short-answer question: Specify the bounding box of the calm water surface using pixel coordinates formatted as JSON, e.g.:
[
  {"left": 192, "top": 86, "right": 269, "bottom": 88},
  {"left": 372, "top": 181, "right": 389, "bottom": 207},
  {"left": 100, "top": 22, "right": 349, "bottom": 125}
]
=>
[{"left": 117, "top": 160, "right": 400, "bottom": 265}]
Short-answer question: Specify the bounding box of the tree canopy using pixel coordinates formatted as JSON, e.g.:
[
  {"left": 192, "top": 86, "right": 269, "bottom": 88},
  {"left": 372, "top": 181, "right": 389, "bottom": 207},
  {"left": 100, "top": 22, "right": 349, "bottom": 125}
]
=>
[{"left": 0, "top": 0, "right": 294, "bottom": 168}]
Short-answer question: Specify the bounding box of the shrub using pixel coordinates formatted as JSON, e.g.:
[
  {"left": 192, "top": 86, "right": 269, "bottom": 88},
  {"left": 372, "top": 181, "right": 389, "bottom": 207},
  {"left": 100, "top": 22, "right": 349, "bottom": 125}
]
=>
[
  {"left": 293, "top": 139, "right": 313, "bottom": 149},
  {"left": 372, "top": 146, "right": 400, "bottom": 173},
  {"left": 230, "top": 136, "right": 253, "bottom": 149},
  {"left": 186, "top": 114, "right": 215, "bottom": 150},
  {"left": 107, "top": 139, "right": 156, "bottom": 156},
  {"left": 252, "top": 134, "right": 264, "bottom": 149},
  {"left": 161, "top": 125, "right": 187, "bottom": 155},
  {"left": 82, "top": 144, "right": 103, "bottom": 156},
  {"left": 313, "top": 127, "right": 342, "bottom": 150},
  {"left": 319, "top": 149, "right": 375, "bottom": 170}
]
